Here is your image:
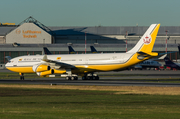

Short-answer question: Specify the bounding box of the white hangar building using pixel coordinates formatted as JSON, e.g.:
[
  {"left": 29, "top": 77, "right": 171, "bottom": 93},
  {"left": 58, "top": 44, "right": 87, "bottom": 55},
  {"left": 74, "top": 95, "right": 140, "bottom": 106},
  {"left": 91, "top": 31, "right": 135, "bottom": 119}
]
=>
[{"left": 6, "top": 23, "right": 52, "bottom": 44}]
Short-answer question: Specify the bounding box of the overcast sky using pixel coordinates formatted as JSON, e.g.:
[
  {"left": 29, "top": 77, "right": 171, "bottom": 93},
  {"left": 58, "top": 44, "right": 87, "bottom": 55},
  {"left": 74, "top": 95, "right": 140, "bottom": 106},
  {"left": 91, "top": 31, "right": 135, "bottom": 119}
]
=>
[{"left": 1, "top": 0, "right": 180, "bottom": 26}]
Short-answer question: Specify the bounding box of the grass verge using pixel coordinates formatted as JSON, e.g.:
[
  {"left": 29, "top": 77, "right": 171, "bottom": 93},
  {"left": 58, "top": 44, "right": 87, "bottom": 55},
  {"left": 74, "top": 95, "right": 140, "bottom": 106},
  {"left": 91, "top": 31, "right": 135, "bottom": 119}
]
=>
[{"left": 0, "top": 84, "right": 180, "bottom": 119}]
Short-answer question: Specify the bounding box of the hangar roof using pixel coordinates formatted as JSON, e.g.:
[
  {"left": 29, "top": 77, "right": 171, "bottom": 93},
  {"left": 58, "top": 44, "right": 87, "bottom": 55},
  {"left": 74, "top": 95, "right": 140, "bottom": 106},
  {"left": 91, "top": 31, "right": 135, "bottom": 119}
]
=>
[{"left": 0, "top": 25, "right": 180, "bottom": 36}]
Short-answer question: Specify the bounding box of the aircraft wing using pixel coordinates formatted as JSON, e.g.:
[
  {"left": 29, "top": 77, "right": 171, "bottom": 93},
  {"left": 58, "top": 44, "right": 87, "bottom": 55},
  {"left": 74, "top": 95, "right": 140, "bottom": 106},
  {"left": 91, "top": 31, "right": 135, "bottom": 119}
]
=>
[{"left": 42, "top": 55, "right": 75, "bottom": 69}]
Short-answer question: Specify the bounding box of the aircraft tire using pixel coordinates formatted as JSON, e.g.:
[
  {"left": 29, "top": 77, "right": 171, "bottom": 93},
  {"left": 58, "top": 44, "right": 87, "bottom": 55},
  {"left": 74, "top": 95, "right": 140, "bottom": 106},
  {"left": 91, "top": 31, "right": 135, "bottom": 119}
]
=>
[
  {"left": 71, "top": 76, "right": 74, "bottom": 80},
  {"left": 87, "top": 76, "right": 92, "bottom": 80},
  {"left": 82, "top": 76, "right": 87, "bottom": 80},
  {"left": 75, "top": 76, "right": 78, "bottom": 80},
  {"left": 20, "top": 76, "right": 24, "bottom": 80},
  {"left": 66, "top": 76, "right": 71, "bottom": 80},
  {"left": 95, "top": 76, "right": 99, "bottom": 80}
]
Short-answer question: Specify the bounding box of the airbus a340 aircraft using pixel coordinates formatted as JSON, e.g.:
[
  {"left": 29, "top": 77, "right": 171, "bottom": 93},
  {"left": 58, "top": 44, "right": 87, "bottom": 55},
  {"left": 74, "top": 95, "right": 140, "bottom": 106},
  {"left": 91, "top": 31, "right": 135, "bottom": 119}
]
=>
[{"left": 5, "top": 24, "right": 160, "bottom": 80}]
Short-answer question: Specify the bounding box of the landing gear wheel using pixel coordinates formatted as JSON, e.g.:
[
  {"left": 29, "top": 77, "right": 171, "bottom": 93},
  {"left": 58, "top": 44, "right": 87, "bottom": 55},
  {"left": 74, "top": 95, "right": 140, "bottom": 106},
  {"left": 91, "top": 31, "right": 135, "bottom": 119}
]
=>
[
  {"left": 87, "top": 76, "right": 90, "bottom": 80},
  {"left": 71, "top": 76, "right": 74, "bottom": 80},
  {"left": 95, "top": 76, "right": 99, "bottom": 80},
  {"left": 74, "top": 76, "right": 78, "bottom": 80},
  {"left": 66, "top": 76, "right": 71, "bottom": 80},
  {"left": 82, "top": 76, "right": 87, "bottom": 80},
  {"left": 65, "top": 77, "right": 68, "bottom": 80}
]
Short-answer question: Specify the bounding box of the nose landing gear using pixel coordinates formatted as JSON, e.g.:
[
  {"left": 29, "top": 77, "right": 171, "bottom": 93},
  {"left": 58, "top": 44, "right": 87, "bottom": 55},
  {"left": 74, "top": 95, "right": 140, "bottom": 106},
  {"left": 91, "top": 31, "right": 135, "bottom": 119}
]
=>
[{"left": 19, "top": 73, "right": 24, "bottom": 80}]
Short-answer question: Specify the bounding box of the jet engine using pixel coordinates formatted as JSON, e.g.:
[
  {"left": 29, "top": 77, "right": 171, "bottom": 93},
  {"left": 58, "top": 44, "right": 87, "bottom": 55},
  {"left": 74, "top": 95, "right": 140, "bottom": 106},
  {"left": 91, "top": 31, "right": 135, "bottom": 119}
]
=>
[
  {"left": 36, "top": 69, "right": 54, "bottom": 77},
  {"left": 53, "top": 69, "right": 66, "bottom": 74},
  {"left": 32, "top": 64, "right": 50, "bottom": 72}
]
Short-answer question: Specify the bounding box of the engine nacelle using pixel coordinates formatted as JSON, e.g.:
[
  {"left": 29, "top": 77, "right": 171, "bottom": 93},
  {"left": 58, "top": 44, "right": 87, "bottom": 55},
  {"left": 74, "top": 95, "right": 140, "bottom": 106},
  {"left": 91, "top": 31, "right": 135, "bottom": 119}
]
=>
[
  {"left": 53, "top": 69, "right": 66, "bottom": 74},
  {"left": 36, "top": 69, "right": 54, "bottom": 76},
  {"left": 33, "top": 64, "right": 50, "bottom": 72}
]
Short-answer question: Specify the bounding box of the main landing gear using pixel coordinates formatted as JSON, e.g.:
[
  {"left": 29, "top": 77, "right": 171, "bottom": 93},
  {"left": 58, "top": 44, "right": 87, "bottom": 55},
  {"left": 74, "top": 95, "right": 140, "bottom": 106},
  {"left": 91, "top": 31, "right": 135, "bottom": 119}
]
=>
[
  {"left": 63, "top": 69, "right": 99, "bottom": 80},
  {"left": 63, "top": 69, "right": 78, "bottom": 80},
  {"left": 82, "top": 73, "right": 99, "bottom": 80},
  {"left": 19, "top": 73, "right": 24, "bottom": 80},
  {"left": 63, "top": 74, "right": 99, "bottom": 80},
  {"left": 65, "top": 76, "right": 78, "bottom": 80}
]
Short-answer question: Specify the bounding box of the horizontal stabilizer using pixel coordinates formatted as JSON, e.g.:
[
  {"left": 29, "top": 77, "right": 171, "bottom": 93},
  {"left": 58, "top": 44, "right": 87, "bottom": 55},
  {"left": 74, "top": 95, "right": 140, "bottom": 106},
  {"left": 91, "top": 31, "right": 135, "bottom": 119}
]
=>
[
  {"left": 158, "top": 54, "right": 167, "bottom": 60},
  {"left": 5, "top": 56, "right": 12, "bottom": 62},
  {"left": 137, "top": 52, "right": 158, "bottom": 60}
]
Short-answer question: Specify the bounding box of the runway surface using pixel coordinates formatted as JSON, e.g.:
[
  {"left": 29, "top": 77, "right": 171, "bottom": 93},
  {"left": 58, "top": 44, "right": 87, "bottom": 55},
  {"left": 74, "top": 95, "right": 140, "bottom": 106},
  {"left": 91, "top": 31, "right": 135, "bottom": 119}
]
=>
[
  {"left": 0, "top": 79, "right": 180, "bottom": 87},
  {"left": 0, "top": 70, "right": 180, "bottom": 87}
]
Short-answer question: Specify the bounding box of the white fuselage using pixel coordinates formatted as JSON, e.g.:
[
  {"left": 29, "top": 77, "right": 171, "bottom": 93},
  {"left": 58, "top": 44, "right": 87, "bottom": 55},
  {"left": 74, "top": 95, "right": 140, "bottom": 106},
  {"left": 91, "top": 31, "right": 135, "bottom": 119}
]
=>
[{"left": 6, "top": 53, "right": 134, "bottom": 67}]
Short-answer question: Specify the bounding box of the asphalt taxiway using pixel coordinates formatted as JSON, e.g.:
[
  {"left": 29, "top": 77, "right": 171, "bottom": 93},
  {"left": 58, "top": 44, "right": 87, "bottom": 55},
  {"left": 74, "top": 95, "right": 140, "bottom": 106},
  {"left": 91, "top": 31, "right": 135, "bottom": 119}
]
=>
[
  {"left": 0, "top": 79, "right": 180, "bottom": 87},
  {"left": 0, "top": 70, "right": 180, "bottom": 87}
]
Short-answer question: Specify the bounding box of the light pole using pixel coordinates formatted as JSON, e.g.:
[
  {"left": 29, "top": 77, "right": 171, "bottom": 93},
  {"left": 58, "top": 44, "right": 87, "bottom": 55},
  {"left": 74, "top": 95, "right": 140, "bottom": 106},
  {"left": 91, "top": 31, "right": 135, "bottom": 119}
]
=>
[
  {"left": 165, "top": 30, "right": 168, "bottom": 54},
  {"left": 85, "top": 32, "right": 86, "bottom": 54},
  {"left": 43, "top": 39, "right": 45, "bottom": 46},
  {"left": 125, "top": 31, "right": 128, "bottom": 52}
]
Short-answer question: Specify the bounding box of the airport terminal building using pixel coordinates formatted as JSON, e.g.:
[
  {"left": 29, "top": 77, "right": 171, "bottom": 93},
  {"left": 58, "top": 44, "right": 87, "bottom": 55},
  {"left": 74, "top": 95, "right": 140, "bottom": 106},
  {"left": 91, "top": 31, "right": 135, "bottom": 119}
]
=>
[{"left": 0, "top": 17, "right": 180, "bottom": 67}]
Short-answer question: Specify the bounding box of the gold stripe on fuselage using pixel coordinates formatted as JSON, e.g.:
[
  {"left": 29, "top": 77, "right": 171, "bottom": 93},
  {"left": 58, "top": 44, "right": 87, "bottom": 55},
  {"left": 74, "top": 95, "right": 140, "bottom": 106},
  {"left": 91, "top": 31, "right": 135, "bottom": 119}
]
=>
[{"left": 6, "top": 67, "right": 34, "bottom": 73}]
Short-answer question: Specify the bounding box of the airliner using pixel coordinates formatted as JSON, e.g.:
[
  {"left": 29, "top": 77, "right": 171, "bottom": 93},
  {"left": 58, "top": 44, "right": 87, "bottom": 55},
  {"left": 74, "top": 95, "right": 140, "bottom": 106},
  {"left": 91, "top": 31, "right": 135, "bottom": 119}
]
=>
[{"left": 5, "top": 24, "right": 160, "bottom": 80}]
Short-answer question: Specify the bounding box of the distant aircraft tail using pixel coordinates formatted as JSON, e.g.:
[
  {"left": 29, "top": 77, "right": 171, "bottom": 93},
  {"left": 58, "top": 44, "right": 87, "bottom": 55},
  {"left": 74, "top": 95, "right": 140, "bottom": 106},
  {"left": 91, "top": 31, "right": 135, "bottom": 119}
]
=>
[
  {"left": 127, "top": 24, "right": 160, "bottom": 54},
  {"left": 43, "top": 47, "right": 52, "bottom": 55},
  {"left": 90, "top": 46, "right": 98, "bottom": 53},
  {"left": 178, "top": 45, "right": 180, "bottom": 56},
  {"left": 164, "top": 57, "right": 175, "bottom": 65},
  {"left": 68, "top": 46, "right": 76, "bottom": 54}
]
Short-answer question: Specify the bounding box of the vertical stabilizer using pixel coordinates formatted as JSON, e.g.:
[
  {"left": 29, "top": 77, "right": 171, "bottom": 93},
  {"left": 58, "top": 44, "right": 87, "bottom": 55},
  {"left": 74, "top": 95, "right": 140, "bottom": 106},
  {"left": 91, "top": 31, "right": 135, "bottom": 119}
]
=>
[
  {"left": 68, "top": 46, "right": 76, "bottom": 54},
  {"left": 90, "top": 46, "right": 98, "bottom": 53},
  {"left": 178, "top": 45, "right": 180, "bottom": 56},
  {"left": 127, "top": 24, "right": 160, "bottom": 53},
  {"left": 43, "top": 47, "right": 52, "bottom": 55}
]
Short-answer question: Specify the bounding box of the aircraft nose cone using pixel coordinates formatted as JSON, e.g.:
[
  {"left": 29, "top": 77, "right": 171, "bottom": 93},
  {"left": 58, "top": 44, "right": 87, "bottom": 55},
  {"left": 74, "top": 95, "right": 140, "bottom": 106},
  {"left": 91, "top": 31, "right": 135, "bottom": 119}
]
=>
[
  {"left": 5, "top": 62, "right": 10, "bottom": 67},
  {"left": 5, "top": 63, "right": 8, "bottom": 67}
]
